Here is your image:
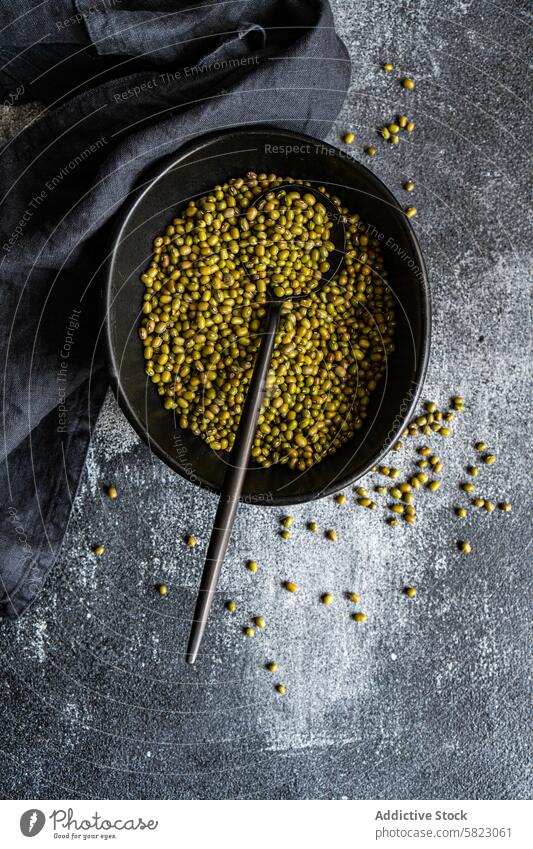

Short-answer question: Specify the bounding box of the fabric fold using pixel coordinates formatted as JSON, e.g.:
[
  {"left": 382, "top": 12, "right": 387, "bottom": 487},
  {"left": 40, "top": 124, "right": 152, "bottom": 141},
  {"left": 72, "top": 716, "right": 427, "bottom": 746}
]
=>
[{"left": 0, "top": 0, "right": 350, "bottom": 618}]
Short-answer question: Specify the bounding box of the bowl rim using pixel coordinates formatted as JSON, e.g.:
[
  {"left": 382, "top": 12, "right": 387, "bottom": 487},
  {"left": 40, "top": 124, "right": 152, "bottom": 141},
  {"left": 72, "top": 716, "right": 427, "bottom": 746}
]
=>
[{"left": 104, "top": 124, "right": 431, "bottom": 505}]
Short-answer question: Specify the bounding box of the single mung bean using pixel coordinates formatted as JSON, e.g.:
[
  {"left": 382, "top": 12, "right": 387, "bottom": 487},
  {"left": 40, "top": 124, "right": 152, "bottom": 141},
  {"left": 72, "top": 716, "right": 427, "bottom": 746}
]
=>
[
  {"left": 458, "top": 541, "right": 471, "bottom": 554},
  {"left": 93, "top": 545, "right": 105, "bottom": 556},
  {"left": 475, "top": 441, "right": 487, "bottom": 451},
  {"left": 244, "top": 627, "right": 255, "bottom": 637},
  {"left": 404, "top": 586, "right": 417, "bottom": 598},
  {"left": 366, "top": 146, "right": 376, "bottom": 156},
  {"left": 482, "top": 454, "right": 496, "bottom": 465},
  {"left": 226, "top": 600, "right": 236, "bottom": 613},
  {"left": 467, "top": 466, "right": 478, "bottom": 476},
  {"left": 406, "top": 121, "right": 415, "bottom": 132},
  {"left": 321, "top": 593, "right": 334, "bottom": 606},
  {"left": 247, "top": 560, "right": 258, "bottom": 572},
  {"left": 335, "top": 494, "right": 347, "bottom": 505},
  {"left": 484, "top": 501, "right": 495, "bottom": 513},
  {"left": 275, "top": 683, "right": 286, "bottom": 695},
  {"left": 499, "top": 502, "right": 512, "bottom": 512},
  {"left": 284, "top": 581, "right": 298, "bottom": 593},
  {"left": 344, "top": 132, "right": 355, "bottom": 144},
  {"left": 280, "top": 530, "right": 291, "bottom": 540},
  {"left": 353, "top": 612, "right": 368, "bottom": 622},
  {"left": 307, "top": 521, "right": 318, "bottom": 532},
  {"left": 428, "top": 480, "right": 441, "bottom": 492},
  {"left": 472, "top": 498, "right": 485, "bottom": 507},
  {"left": 461, "top": 482, "right": 475, "bottom": 493},
  {"left": 158, "top": 584, "right": 168, "bottom": 596},
  {"left": 326, "top": 529, "right": 337, "bottom": 541},
  {"left": 184, "top": 535, "right": 197, "bottom": 547},
  {"left": 107, "top": 485, "right": 118, "bottom": 499},
  {"left": 254, "top": 616, "right": 266, "bottom": 629},
  {"left": 402, "top": 78, "right": 415, "bottom": 89},
  {"left": 348, "top": 592, "right": 360, "bottom": 603},
  {"left": 383, "top": 62, "right": 394, "bottom": 71},
  {"left": 281, "top": 516, "right": 294, "bottom": 528},
  {"left": 405, "top": 207, "right": 417, "bottom": 218},
  {"left": 456, "top": 507, "right": 467, "bottom": 518}
]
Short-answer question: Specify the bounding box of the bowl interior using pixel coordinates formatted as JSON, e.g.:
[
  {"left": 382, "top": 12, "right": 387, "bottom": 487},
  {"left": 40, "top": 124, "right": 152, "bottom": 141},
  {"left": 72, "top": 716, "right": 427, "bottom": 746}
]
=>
[{"left": 106, "top": 127, "right": 430, "bottom": 505}]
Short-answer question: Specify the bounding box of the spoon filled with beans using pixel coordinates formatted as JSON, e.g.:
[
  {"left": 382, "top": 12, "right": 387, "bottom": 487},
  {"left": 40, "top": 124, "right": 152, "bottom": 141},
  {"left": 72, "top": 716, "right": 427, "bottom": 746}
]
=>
[{"left": 183, "top": 182, "right": 345, "bottom": 663}]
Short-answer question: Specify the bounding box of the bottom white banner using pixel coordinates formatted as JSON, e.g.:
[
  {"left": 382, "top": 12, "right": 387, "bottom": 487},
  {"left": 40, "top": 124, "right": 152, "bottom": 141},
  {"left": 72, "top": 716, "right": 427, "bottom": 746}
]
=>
[{"left": 1, "top": 799, "right": 530, "bottom": 847}]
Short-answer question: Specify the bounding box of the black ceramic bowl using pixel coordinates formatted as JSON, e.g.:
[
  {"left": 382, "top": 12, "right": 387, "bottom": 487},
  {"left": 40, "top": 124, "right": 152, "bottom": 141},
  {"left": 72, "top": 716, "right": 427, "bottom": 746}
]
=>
[{"left": 105, "top": 126, "right": 430, "bottom": 505}]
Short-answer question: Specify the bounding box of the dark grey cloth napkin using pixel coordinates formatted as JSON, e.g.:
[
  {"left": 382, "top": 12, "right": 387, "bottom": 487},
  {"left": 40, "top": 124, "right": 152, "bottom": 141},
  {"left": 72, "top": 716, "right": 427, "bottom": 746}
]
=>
[{"left": 0, "top": 0, "right": 350, "bottom": 618}]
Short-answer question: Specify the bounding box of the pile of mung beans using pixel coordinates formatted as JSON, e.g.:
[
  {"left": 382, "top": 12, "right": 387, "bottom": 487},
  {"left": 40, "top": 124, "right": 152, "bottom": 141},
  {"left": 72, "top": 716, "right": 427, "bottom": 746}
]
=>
[{"left": 139, "top": 172, "right": 396, "bottom": 470}]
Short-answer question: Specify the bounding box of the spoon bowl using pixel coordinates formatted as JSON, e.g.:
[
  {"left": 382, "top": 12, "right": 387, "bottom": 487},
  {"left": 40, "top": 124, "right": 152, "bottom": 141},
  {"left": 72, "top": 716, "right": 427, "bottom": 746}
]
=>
[{"left": 241, "top": 183, "right": 346, "bottom": 302}]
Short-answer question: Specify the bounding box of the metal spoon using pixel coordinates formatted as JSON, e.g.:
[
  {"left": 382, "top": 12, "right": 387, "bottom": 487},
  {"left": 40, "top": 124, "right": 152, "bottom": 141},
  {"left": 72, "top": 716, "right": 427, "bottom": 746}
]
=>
[{"left": 186, "top": 185, "right": 346, "bottom": 663}]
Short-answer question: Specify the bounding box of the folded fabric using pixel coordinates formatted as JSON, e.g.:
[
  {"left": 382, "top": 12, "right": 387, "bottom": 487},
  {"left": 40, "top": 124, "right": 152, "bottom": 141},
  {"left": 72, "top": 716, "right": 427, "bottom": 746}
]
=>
[{"left": 0, "top": 0, "right": 350, "bottom": 618}]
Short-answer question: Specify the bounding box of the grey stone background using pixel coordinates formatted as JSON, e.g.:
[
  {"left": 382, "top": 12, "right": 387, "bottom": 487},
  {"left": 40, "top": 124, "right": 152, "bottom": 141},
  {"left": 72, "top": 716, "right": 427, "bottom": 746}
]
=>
[{"left": 0, "top": 0, "right": 531, "bottom": 800}]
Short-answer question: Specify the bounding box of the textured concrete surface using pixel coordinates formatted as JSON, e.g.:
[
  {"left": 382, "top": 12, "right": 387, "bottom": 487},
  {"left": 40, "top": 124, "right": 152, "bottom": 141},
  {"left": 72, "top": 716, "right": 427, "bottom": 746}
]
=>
[{"left": 1, "top": 0, "right": 531, "bottom": 799}]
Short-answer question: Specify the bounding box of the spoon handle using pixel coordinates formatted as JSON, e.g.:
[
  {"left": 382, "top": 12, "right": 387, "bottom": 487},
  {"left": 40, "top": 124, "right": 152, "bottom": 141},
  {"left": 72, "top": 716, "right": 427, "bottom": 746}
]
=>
[{"left": 186, "top": 300, "right": 283, "bottom": 664}]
